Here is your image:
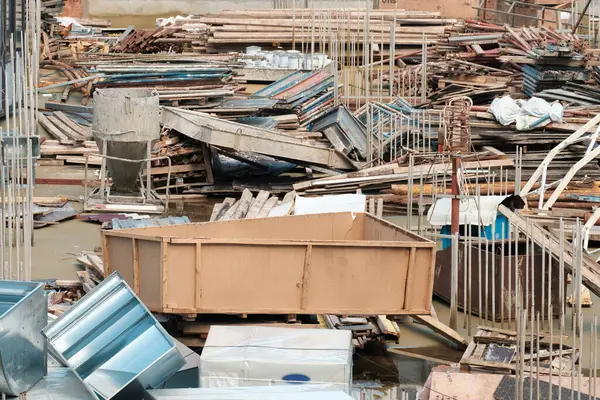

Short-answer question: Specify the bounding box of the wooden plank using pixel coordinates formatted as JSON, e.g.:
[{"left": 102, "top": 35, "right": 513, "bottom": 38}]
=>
[
  {"left": 245, "top": 190, "right": 270, "bottom": 219},
  {"left": 231, "top": 189, "right": 253, "bottom": 220},
  {"left": 53, "top": 111, "right": 91, "bottom": 138},
  {"left": 387, "top": 346, "right": 463, "bottom": 365},
  {"left": 219, "top": 200, "right": 240, "bottom": 221},
  {"left": 145, "top": 163, "right": 207, "bottom": 176},
  {"left": 210, "top": 197, "right": 235, "bottom": 222},
  {"left": 132, "top": 239, "right": 140, "bottom": 294},
  {"left": 86, "top": 253, "right": 105, "bottom": 276},
  {"left": 38, "top": 112, "right": 70, "bottom": 141},
  {"left": 47, "top": 115, "right": 85, "bottom": 141},
  {"left": 256, "top": 196, "right": 279, "bottom": 218},
  {"left": 413, "top": 315, "right": 468, "bottom": 350}
]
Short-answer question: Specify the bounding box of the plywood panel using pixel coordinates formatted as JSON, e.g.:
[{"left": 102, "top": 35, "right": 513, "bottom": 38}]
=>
[
  {"left": 199, "top": 244, "right": 305, "bottom": 312},
  {"left": 138, "top": 240, "right": 162, "bottom": 310},
  {"left": 106, "top": 236, "right": 134, "bottom": 287},
  {"left": 307, "top": 246, "right": 410, "bottom": 313},
  {"left": 165, "top": 244, "right": 196, "bottom": 310}
]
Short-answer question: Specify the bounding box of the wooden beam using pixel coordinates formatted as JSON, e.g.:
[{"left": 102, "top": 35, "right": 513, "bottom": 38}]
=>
[{"left": 413, "top": 315, "right": 468, "bottom": 350}]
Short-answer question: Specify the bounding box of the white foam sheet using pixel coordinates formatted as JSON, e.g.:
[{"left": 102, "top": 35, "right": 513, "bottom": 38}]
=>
[
  {"left": 293, "top": 194, "right": 366, "bottom": 215},
  {"left": 200, "top": 326, "right": 353, "bottom": 392}
]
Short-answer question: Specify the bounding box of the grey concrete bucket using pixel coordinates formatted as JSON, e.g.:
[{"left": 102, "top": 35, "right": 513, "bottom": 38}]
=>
[{"left": 92, "top": 88, "right": 160, "bottom": 192}]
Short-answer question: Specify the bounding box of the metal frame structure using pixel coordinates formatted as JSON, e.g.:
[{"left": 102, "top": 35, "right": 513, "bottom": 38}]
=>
[
  {"left": 1, "top": 0, "right": 25, "bottom": 118},
  {"left": 83, "top": 147, "right": 172, "bottom": 214}
]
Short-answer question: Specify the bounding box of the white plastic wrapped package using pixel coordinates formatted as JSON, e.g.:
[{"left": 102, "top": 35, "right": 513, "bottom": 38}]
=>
[
  {"left": 146, "top": 385, "right": 352, "bottom": 399},
  {"left": 200, "top": 326, "right": 353, "bottom": 393},
  {"left": 488, "top": 96, "right": 564, "bottom": 131},
  {"left": 488, "top": 96, "right": 522, "bottom": 126}
]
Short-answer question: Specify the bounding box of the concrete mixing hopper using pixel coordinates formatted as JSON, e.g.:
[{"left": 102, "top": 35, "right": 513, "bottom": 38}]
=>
[
  {"left": 85, "top": 88, "right": 170, "bottom": 214},
  {"left": 92, "top": 88, "right": 160, "bottom": 193}
]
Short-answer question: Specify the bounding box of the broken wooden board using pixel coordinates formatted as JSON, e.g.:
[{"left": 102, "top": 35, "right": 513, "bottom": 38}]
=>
[
  {"left": 413, "top": 315, "right": 468, "bottom": 350},
  {"left": 386, "top": 346, "right": 464, "bottom": 365}
]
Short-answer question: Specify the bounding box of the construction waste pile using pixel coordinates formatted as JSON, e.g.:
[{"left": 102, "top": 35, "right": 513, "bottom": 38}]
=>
[{"left": 4, "top": 0, "right": 600, "bottom": 399}]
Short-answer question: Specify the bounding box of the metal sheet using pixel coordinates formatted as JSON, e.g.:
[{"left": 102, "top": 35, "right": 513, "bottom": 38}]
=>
[
  {"left": 218, "top": 99, "right": 279, "bottom": 109},
  {"left": 1, "top": 135, "right": 41, "bottom": 159},
  {"left": 252, "top": 70, "right": 312, "bottom": 98},
  {"left": 42, "top": 272, "right": 185, "bottom": 400},
  {"left": 25, "top": 367, "right": 97, "bottom": 399},
  {"left": 0, "top": 280, "right": 47, "bottom": 396}
]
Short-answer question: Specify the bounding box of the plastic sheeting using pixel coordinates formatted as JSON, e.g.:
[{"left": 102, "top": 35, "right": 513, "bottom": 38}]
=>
[
  {"left": 427, "top": 196, "right": 508, "bottom": 227},
  {"left": 488, "top": 96, "right": 563, "bottom": 131},
  {"left": 200, "top": 326, "right": 353, "bottom": 393},
  {"left": 146, "top": 385, "right": 352, "bottom": 399}
]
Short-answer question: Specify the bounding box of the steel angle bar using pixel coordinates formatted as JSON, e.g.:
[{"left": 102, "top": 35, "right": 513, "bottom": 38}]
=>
[
  {"left": 0, "top": 280, "right": 46, "bottom": 396},
  {"left": 42, "top": 272, "right": 185, "bottom": 400}
]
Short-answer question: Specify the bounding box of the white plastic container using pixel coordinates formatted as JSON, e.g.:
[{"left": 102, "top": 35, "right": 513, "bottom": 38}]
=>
[
  {"left": 200, "top": 326, "right": 353, "bottom": 393},
  {"left": 288, "top": 54, "right": 301, "bottom": 69},
  {"left": 279, "top": 53, "right": 290, "bottom": 68},
  {"left": 246, "top": 46, "right": 262, "bottom": 55},
  {"left": 264, "top": 52, "right": 275, "bottom": 66},
  {"left": 314, "top": 53, "right": 327, "bottom": 68},
  {"left": 273, "top": 51, "right": 283, "bottom": 66},
  {"left": 305, "top": 55, "right": 319, "bottom": 70}
]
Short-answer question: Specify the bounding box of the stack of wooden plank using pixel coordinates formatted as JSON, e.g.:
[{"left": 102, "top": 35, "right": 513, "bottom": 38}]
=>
[
  {"left": 74, "top": 251, "right": 105, "bottom": 293},
  {"left": 47, "top": 249, "right": 104, "bottom": 316},
  {"left": 322, "top": 315, "right": 401, "bottom": 348},
  {"left": 149, "top": 9, "right": 455, "bottom": 54},
  {"left": 150, "top": 129, "right": 214, "bottom": 194},
  {"left": 112, "top": 24, "right": 210, "bottom": 53},
  {"left": 209, "top": 189, "right": 285, "bottom": 221},
  {"left": 293, "top": 151, "right": 514, "bottom": 196},
  {"left": 460, "top": 326, "right": 578, "bottom": 376},
  {"left": 38, "top": 111, "right": 92, "bottom": 143},
  {"left": 40, "top": 139, "right": 99, "bottom": 166}
]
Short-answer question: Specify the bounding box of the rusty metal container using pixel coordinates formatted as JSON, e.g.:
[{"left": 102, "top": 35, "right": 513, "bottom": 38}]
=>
[{"left": 102, "top": 212, "right": 436, "bottom": 316}]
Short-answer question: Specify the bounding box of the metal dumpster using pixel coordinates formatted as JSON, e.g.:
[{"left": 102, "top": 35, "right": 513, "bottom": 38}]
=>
[{"left": 102, "top": 212, "right": 436, "bottom": 316}]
